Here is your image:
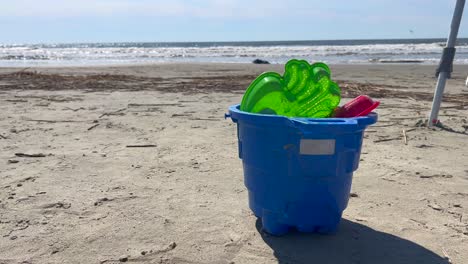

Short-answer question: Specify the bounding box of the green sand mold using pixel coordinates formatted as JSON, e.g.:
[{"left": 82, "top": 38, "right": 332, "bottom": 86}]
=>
[{"left": 240, "top": 59, "right": 341, "bottom": 118}]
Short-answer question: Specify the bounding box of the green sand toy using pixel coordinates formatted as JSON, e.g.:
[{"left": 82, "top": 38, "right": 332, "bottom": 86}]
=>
[{"left": 240, "top": 59, "right": 341, "bottom": 118}]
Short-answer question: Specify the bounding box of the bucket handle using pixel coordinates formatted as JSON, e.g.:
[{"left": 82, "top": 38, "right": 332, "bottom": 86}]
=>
[
  {"left": 290, "top": 117, "right": 359, "bottom": 126},
  {"left": 289, "top": 117, "right": 363, "bottom": 135},
  {"left": 290, "top": 113, "right": 377, "bottom": 128}
]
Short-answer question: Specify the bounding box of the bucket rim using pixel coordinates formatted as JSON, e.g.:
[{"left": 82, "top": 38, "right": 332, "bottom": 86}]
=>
[{"left": 227, "top": 104, "right": 377, "bottom": 126}]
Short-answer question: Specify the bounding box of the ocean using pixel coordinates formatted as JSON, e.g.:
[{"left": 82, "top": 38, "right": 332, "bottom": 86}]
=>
[{"left": 1, "top": 38, "right": 468, "bottom": 67}]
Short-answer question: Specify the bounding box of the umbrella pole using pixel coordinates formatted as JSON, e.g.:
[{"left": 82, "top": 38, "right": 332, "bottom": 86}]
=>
[{"left": 428, "top": 0, "right": 465, "bottom": 127}]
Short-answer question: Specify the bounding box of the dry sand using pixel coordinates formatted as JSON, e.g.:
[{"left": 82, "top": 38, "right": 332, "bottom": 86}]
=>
[{"left": 0, "top": 63, "right": 467, "bottom": 264}]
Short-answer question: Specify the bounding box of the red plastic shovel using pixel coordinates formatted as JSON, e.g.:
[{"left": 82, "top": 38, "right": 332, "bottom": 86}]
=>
[{"left": 333, "top": 95, "right": 380, "bottom": 118}]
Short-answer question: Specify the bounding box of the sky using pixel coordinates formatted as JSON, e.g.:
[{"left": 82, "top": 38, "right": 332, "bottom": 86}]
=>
[{"left": 0, "top": 0, "right": 466, "bottom": 43}]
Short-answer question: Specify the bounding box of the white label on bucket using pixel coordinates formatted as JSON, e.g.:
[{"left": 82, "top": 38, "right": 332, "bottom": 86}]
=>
[{"left": 300, "top": 139, "right": 336, "bottom": 155}]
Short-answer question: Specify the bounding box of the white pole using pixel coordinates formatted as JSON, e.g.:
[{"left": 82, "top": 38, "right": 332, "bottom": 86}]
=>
[{"left": 428, "top": 0, "right": 465, "bottom": 127}]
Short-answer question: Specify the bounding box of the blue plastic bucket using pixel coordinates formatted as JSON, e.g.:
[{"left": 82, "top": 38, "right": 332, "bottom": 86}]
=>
[{"left": 227, "top": 104, "right": 377, "bottom": 235}]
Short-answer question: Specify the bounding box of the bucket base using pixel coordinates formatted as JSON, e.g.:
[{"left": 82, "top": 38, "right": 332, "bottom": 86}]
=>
[
  {"left": 250, "top": 192, "right": 342, "bottom": 236},
  {"left": 262, "top": 211, "right": 290, "bottom": 236},
  {"left": 259, "top": 215, "right": 341, "bottom": 236}
]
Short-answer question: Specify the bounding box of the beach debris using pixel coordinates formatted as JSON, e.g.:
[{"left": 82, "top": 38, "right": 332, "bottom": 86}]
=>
[
  {"left": 128, "top": 103, "right": 180, "bottom": 107},
  {"left": 420, "top": 174, "right": 453, "bottom": 179},
  {"left": 99, "top": 108, "right": 127, "bottom": 118},
  {"left": 191, "top": 161, "right": 200, "bottom": 169},
  {"left": 64, "top": 107, "right": 85, "bottom": 112},
  {"left": 402, "top": 129, "right": 408, "bottom": 145},
  {"left": 350, "top": 193, "right": 359, "bottom": 198},
  {"left": 147, "top": 242, "right": 178, "bottom": 255},
  {"left": 113, "top": 242, "right": 177, "bottom": 262},
  {"left": 13, "top": 94, "right": 83, "bottom": 102},
  {"left": 118, "top": 255, "right": 129, "bottom": 262},
  {"left": 415, "top": 119, "right": 428, "bottom": 127},
  {"left": 389, "top": 116, "right": 421, "bottom": 121},
  {"left": 15, "top": 153, "right": 48, "bottom": 158},
  {"left": 93, "top": 196, "right": 140, "bottom": 206},
  {"left": 381, "top": 177, "right": 396, "bottom": 182},
  {"left": 22, "top": 118, "right": 84, "bottom": 123},
  {"left": 415, "top": 144, "right": 434, "bottom": 148},
  {"left": 373, "top": 137, "right": 400, "bottom": 143},
  {"left": 6, "top": 99, "right": 28, "bottom": 103},
  {"left": 172, "top": 113, "right": 191, "bottom": 117},
  {"left": 252, "top": 59, "right": 270, "bottom": 64},
  {"left": 35, "top": 102, "right": 51, "bottom": 107},
  {"left": 0, "top": 134, "right": 7, "bottom": 139},
  {"left": 151, "top": 242, "right": 177, "bottom": 254},
  {"left": 8, "top": 160, "right": 19, "bottom": 164},
  {"left": 355, "top": 217, "right": 368, "bottom": 222},
  {"left": 10, "top": 128, "right": 31, "bottom": 134},
  {"left": 87, "top": 123, "right": 100, "bottom": 131},
  {"left": 189, "top": 117, "right": 218, "bottom": 121},
  {"left": 126, "top": 144, "right": 157, "bottom": 148},
  {"left": 1, "top": 70, "right": 467, "bottom": 107},
  {"left": 94, "top": 197, "right": 111, "bottom": 206},
  {"left": 3, "top": 220, "right": 31, "bottom": 239},
  {"left": 41, "top": 201, "right": 71, "bottom": 209},
  {"left": 167, "top": 242, "right": 177, "bottom": 251},
  {"left": 372, "top": 123, "right": 397, "bottom": 128},
  {"left": 378, "top": 59, "right": 423, "bottom": 64},
  {"left": 19, "top": 176, "right": 36, "bottom": 183},
  {"left": 410, "top": 218, "right": 427, "bottom": 226},
  {"left": 428, "top": 203, "right": 443, "bottom": 211}
]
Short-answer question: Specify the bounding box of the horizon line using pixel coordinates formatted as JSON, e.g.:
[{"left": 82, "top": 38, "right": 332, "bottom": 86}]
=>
[{"left": 3, "top": 37, "right": 468, "bottom": 46}]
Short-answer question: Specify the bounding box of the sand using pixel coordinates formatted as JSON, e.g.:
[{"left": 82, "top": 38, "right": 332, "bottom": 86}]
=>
[{"left": 0, "top": 63, "right": 467, "bottom": 264}]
